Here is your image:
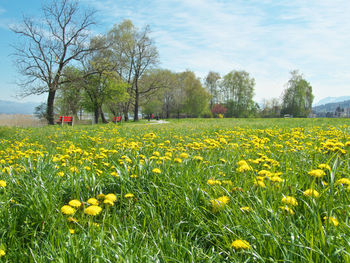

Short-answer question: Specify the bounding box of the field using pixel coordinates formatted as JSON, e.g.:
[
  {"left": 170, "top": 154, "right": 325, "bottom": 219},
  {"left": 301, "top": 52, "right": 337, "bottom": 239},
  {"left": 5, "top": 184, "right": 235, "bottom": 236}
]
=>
[{"left": 0, "top": 118, "right": 350, "bottom": 262}]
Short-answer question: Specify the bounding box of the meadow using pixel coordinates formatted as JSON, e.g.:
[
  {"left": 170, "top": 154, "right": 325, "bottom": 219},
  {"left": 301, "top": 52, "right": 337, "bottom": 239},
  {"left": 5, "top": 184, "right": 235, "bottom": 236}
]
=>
[{"left": 0, "top": 118, "right": 349, "bottom": 262}]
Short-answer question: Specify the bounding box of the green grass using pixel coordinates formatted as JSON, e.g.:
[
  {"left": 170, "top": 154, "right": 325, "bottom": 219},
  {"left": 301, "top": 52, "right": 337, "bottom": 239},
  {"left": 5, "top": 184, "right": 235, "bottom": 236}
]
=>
[{"left": 0, "top": 118, "right": 350, "bottom": 262}]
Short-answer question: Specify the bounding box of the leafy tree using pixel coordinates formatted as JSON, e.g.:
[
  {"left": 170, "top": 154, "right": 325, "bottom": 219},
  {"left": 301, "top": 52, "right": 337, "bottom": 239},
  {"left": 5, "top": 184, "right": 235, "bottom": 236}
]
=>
[
  {"left": 281, "top": 70, "right": 314, "bottom": 117},
  {"left": 107, "top": 20, "right": 158, "bottom": 121},
  {"left": 211, "top": 104, "right": 227, "bottom": 117},
  {"left": 205, "top": 71, "right": 221, "bottom": 109},
  {"left": 221, "top": 70, "right": 255, "bottom": 117},
  {"left": 11, "top": 0, "right": 97, "bottom": 124}
]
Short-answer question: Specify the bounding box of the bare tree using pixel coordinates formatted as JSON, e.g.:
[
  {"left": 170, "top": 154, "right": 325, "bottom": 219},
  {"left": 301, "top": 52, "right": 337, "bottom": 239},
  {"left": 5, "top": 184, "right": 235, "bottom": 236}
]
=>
[{"left": 10, "top": 0, "right": 97, "bottom": 124}]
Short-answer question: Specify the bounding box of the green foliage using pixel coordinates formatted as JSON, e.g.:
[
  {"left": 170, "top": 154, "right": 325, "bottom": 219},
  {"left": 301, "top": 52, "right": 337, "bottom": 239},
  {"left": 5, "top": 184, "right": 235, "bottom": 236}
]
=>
[{"left": 281, "top": 70, "right": 314, "bottom": 117}]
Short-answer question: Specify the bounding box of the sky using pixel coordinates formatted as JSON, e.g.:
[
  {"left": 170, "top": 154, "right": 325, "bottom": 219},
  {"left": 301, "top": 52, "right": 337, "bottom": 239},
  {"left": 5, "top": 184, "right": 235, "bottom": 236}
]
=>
[{"left": 0, "top": 0, "right": 349, "bottom": 104}]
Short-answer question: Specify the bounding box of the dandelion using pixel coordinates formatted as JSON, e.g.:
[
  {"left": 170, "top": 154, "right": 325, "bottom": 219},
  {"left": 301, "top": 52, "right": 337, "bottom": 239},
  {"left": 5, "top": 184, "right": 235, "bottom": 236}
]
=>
[
  {"left": 67, "top": 217, "right": 78, "bottom": 223},
  {"left": 111, "top": 172, "right": 119, "bottom": 177},
  {"left": 69, "top": 166, "right": 79, "bottom": 173},
  {"left": 103, "top": 199, "right": 114, "bottom": 206},
  {"left": 0, "top": 249, "right": 5, "bottom": 257},
  {"left": 152, "top": 168, "right": 161, "bottom": 174},
  {"left": 69, "top": 228, "right": 75, "bottom": 234},
  {"left": 318, "top": 163, "right": 331, "bottom": 171},
  {"left": 193, "top": 156, "right": 203, "bottom": 161},
  {"left": 240, "top": 206, "right": 252, "bottom": 212},
  {"left": 207, "top": 179, "right": 221, "bottom": 186},
  {"left": 281, "top": 196, "right": 298, "bottom": 206},
  {"left": 180, "top": 153, "right": 189, "bottom": 159},
  {"left": 231, "top": 239, "right": 251, "bottom": 250},
  {"left": 57, "top": 171, "right": 64, "bottom": 177},
  {"left": 61, "top": 205, "right": 76, "bottom": 215},
  {"left": 336, "top": 178, "right": 350, "bottom": 185},
  {"left": 254, "top": 179, "right": 265, "bottom": 188},
  {"left": 174, "top": 158, "right": 182, "bottom": 163},
  {"left": 105, "top": 193, "right": 117, "bottom": 202},
  {"left": 303, "top": 189, "right": 319, "bottom": 198},
  {"left": 97, "top": 193, "right": 105, "bottom": 199},
  {"left": 124, "top": 193, "right": 134, "bottom": 198},
  {"left": 324, "top": 216, "right": 339, "bottom": 226},
  {"left": 211, "top": 196, "right": 230, "bottom": 212},
  {"left": 279, "top": 206, "right": 295, "bottom": 215},
  {"left": 0, "top": 180, "right": 6, "bottom": 187},
  {"left": 68, "top": 199, "right": 82, "bottom": 208},
  {"left": 308, "top": 169, "right": 325, "bottom": 178},
  {"left": 87, "top": 198, "right": 99, "bottom": 205},
  {"left": 84, "top": 205, "right": 102, "bottom": 216}
]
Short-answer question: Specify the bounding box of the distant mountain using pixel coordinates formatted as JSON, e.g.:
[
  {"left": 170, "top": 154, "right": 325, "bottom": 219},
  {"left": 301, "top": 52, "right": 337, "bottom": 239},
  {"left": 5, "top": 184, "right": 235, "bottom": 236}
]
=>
[
  {"left": 313, "top": 99, "right": 350, "bottom": 114},
  {"left": 0, "top": 100, "right": 39, "bottom": 114},
  {"left": 314, "top": 96, "right": 350, "bottom": 107}
]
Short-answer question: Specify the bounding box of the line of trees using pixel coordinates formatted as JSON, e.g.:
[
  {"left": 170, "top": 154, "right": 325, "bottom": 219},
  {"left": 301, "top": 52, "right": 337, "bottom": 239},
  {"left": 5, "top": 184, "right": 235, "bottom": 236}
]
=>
[{"left": 12, "top": 0, "right": 314, "bottom": 123}]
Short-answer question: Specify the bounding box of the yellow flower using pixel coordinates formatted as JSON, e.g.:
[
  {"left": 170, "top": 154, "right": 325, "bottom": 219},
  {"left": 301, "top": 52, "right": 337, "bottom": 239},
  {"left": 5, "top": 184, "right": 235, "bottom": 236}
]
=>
[
  {"left": 69, "top": 166, "right": 79, "bottom": 173},
  {"left": 0, "top": 180, "right": 6, "bottom": 187},
  {"left": 124, "top": 193, "right": 134, "bottom": 198},
  {"left": 111, "top": 172, "right": 119, "bottom": 177},
  {"left": 152, "top": 168, "right": 161, "bottom": 174},
  {"left": 303, "top": 189, "right": 319, "bottom": 198},
  {"left": 61, "top": 205, "right": 76, "bottom": 215},
  {"left": 318, "top": 163, "right": 331, "bottom": 171},
  {"left": 103, "top": 199, "right": 114, "bottom": 206},
  {"left": 324, "top": 216, "right": 339, "bottom": 226},
  {"left": 0, "top": 249, "right": 5, "bottom": 257},
  {"left": 57, "top": 171, "right": 64, "bottom": 177},
  {"left": 210, "top": 196, "right": 230, "bottom": 212},
  {"left": 69, "top": 228, "right": 75, "bottom": 234},
  {"left": 336, "top": 178, "right": 350, "bottom": 185},
  {"left": 180, "top": 153, "right": 189, "bottom": 159},
  {"left": 67, "top": 217, "right": 78, "bottom": 223},
  {"left": 231, "top": 239, "right": 251, "bottom": 250},
  {"left": 105, "top": 193, "right": 117, "bottom": 202},
  {"left": 68, "top": 199, "right": 82, "bottom": 208},
  {"left": 193, "top": 156, "right": 203, "bottom": 161},
  {"left": 240, "top": 206, "right": 252, "bottom": 212},
  {"left": 279, "top": 205, "right": 295, "bottom": 215},
  {"left": 254, "top": 179, "right": 266, "bottom": 188},
  {"left": 174, "top": 158, "right": 182, "bottom": 163},
  {"left": 207, "top": 179, "right": 221, "bottom": 185},
  {"left": 84, "top": 205, "right": 102, "bottom": 216},
  {"left": 97, "top": 193, "right": 105, "bottom": 199},
  {"left": 281, "top": 196, "right": 298, "bottom": 206},
  {"left": 308, "top": 169, "right": 325, "bottom": 178},
  {"left": 87, "top": 198, "right": 99, "bottom": 205}
]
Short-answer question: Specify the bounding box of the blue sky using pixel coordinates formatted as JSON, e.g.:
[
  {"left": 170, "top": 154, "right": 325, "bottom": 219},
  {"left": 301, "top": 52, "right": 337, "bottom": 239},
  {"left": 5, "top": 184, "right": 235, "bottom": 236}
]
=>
[{"left": 0, "top": 0, "right": 350, "bottom": 104}]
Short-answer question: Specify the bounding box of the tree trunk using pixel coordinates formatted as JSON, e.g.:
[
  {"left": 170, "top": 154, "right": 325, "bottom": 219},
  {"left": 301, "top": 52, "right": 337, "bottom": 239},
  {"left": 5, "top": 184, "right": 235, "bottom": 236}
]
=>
[
  {"left": 123, "top": 109, "right": 129, "bottom": 122},
  {"left": 134, "top": 85, "right": 139, "bottom": 121},
  {"left": 46, "top": 89, "right": 56, "bottom": 125},
  {"left": 100, "top": 107, "right": 108, "bottom": 123},
  {"left": 94, "top": 107, "right": 99, "bottom": 124}
]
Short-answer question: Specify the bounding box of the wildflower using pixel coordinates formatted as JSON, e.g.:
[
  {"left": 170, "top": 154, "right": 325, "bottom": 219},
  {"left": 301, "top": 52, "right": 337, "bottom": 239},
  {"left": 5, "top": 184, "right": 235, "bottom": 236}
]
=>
[
  {"left": 270, "top": 176, "right": 283, "bottom": 183},
  {"left": 152, "top": 168, "right": 161, "bottom": 174},
  {"left": 0, "top": 180, "right": 6, "bottom": 187},
  {"left": 61, "top": 205, "right": 76, "bottom": 215},
  {"left": 336, "top": 178, "right": 350, "bottom": 185},
  {"left": 124, "top": 193, "right": 134, "bottom": 198},
  {"left": 281, "top": 196, "right": 298, "bottom": 206},
  {"left": 111, "top": 172, "right": 119, "bottom": 177},
  {"left": 57, "top": 171, "right": 64, "bottom": 177},
  {"left": 87, "top": 198, "right": 99, "bottom": 205},
  {"left": 308, "top": 169, "right": 325, "bottom": 178},
  {"left": 318, "top": 163, "right": 331, "bottom": 171},
  {"left": 69, "top": 166, "right": 79, "bottom": 173},
  {"left": 69, "top": 228, "right": 75, "bottom": 234},
  {"left": 207, "top": 179, "right": 221, "bottom": 186},
  {"left": 152, "top": 151, "right": 160, "bottom": 157},
  {"left": 324, "top": 216, "right": 339, "bottom": 226},
  {"left": 219, "top": 158, "right": 226, "bottom": 163},
  {"left": 279, "top": 206, "right": 295, "bottom": 215},
  {"left": 174, "top": 158, "right": 182, "bottom": 163},
  {"left": 97, "top": 193, "right": 105, "bottom": 199},
  {"left": 105, "top": 193, "right": 117, "bottom": 202},
  {"left": 210, "top": 196, "right": 230, "bottom": 212},
  {"left": 254, "top": 179, "right": 266, "bottom": 188},
  {"left": 303, "top": 189, "right": 320, "bottom": 198},
  {"left": 0, "top": 249, "right": 5, "bottom": 257},
  {"left": 68, "top": 199, "right": 82, "bottom": 208},
  {"left": 231, "top": 239, "right": 251, "bottom": 250},
  {"left": 193, "top": 156, "right": 203, "bottom": 161},
  {"left": 180, "top": 153, "right": 189, "bottom": 159},
  {"left": 103, "top": 199, "right": 114, "bottom": 206},
  {"left": 84, "top": 205, "right": 102, "bottom": 216}
]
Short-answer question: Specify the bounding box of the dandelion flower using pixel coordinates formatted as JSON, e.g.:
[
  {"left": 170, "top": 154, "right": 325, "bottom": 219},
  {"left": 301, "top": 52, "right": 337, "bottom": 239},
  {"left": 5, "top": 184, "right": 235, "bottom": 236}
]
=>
[
  {"left": 124, "top": 193, "right": 134, "bottom": 198},
  {"left": 324, "top": 216, "right": 339, "bottom": 227},
  {"left": 68, "top": 199, "right": 82, "bottom": 208},
  {"left": 0, "top": 249, "right": 5, "bottom": 257},
  {"left": 69, "top": 228, "right": 75, "bottom": 234},
  {"left": 240, "top": 206, "right": 252, "bottom": 212},
  {"left": 180, "top": 153, "right": 189, "bottom": 159},
  {"left": 308, "top": 169, "right": 325, "bottom": 178},
  {"left": 87, "top": 198, "right": 99, "bottom": 205},
  {"left": 211, "top": 196, "right": 230, "bottom": 212},
  {"left": 231, "top": 239, "right": 251, "bottom": 250},
  {"left": 61, "top": 205, "right": 76, "bottom": 215},
  {"left": 152, "top": 168, "right": 161, "bottom": 174},
  {"left": 84, "top": 205, "right": 102, "bottom": 216},
  {"left": 67, "top": 217, "right": 78, "bottom": 223},
  {"left": 57, "top": 171, "right": 64, "bottom": 177},
  {"left": 97, "top": 193, "right": 105, "bottom": 199},
  {"left": 103, "top": 199, "right": 114, "bottom": 206},
  {"left": 281, "top": 196, "right": 298, "bottom": 206},
  {"left": 303, "top": 189, "right": 319, "bottom": 198},
  {"left": 336, "top": 178, "right": 350, "bottom": 185},
  {"left": 174, "top": 158, "right": 182, "bottom": 163},
  {"left": 279, "top": 206, "right": 295, "bottom": 215},
  {"left": 318, "top": 163, "right": 331, "bottom": 171},
  {"left": 0, "top": 180, "right": 6, "bottom": 187},
  {"left": 105, "top": 193, "right": 117, "bottom": 202}
]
